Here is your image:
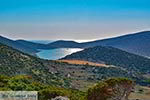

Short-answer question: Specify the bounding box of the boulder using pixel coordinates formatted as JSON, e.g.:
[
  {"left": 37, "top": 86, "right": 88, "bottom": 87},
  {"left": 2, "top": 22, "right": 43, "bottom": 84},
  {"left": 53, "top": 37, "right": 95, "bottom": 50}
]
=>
[{"left": 51, "top": 96, "right": 69, "bottom": 100}]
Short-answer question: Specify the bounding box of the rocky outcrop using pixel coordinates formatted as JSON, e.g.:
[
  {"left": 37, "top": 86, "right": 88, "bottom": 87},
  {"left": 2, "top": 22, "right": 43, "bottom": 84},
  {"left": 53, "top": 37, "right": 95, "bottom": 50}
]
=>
[{"left": 51, "top": 96, "right": 69, "bottom": 100}]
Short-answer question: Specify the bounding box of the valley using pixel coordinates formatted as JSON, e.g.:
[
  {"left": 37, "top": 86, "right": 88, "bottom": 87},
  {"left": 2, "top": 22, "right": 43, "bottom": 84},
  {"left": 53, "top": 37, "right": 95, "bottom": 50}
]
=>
[
  {"left": 0, "top": 0, "right": 149, "bottom": 99},
  {"left": 0, "top": 43, "right": 134, "bottom": 90},
  {"left": 0, "top": 31, "right": 150, "bottom": 100}
]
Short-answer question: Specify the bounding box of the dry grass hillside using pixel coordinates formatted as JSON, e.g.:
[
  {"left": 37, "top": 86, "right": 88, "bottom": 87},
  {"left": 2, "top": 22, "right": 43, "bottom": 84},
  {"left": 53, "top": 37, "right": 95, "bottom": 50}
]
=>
[
  {"left": 57, "top": 60, "right": 109, "bottom": 67},
  {"left": 129, "top": 85, "right": 150, "bottom": 100}
]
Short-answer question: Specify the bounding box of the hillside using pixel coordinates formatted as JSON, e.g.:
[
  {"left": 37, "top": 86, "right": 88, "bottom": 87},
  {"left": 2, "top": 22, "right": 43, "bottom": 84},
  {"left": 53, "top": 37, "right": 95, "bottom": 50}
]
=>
[
  {"left": 0, "top": 35, "right": 38, "bottom": 55},
  {"left": 0, "top": 43, "right": 147, "bottom": 89},
  {"left": 62, "top": 46, "right": 150, "bottom": 74},
  {"left": 57, "top": 60, "right": 107, "bottom": 67},
  {"left": 46, "top": 40, "right": 81, "bottom": 48},
  {"left": 81, "top": 31, "right": 150, "bottom": 57},
  {"left": 0, "top": 43, "right": 59, "bottom": 84},
  {"left": 0, "top": 75, "right": 134, "bottom": 100},
  {"left": 0, "top": 75, "right": 86, "bottom": 100},
  {"left": 16, "top": 40, "right": 49, "bottom": 49}
]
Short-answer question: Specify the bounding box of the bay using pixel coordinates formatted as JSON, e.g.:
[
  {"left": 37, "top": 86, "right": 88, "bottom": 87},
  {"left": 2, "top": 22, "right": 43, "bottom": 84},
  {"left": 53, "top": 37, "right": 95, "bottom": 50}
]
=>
[{"left": 36, "top": 48, "right": 83, "bottom": 60}]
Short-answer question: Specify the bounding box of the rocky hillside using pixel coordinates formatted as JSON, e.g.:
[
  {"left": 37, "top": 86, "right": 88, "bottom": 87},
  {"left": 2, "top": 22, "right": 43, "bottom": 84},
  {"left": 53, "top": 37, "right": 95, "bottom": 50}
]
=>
[
  {"left": 62, "top": 46, "right": 150, "bottom": 74},
  {"left": 0, "top": 43, "right": 147, "bottom": 89}
]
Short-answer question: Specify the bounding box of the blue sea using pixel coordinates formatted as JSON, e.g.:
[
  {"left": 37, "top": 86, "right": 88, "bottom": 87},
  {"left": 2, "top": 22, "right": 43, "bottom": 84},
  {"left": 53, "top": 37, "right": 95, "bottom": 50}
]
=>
[
  {"left": 31, "top": 40, "right": 83, "bottom": 60},
  {"left": 36, "top": 48, "right": 83, "bottom": 60}
]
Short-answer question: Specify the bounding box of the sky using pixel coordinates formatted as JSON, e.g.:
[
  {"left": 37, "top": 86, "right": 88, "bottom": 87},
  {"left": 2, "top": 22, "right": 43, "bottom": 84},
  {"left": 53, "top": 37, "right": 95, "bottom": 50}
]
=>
[{"left": 0, "top": 0, "right": 150, "bottom": 40}]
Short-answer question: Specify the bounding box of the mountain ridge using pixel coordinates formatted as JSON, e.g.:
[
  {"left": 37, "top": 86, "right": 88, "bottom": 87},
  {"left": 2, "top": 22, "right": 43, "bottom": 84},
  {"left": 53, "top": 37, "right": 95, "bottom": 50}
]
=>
[
  {"left": 0, "top": 35, "right": 38, "bottom": 55},
  {"left": 80, "top": 31, "right": 150, "bottom": 57},
  {"left": 1, "top": 31, "right": 150, "bottom": 57}
]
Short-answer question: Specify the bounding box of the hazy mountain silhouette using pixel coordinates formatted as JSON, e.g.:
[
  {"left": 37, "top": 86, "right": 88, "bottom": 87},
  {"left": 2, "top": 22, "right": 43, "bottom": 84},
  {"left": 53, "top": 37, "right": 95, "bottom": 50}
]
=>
[
  {"left": 16, "top": 40, "right": 48, "bottom": 49},
  {"left": 81, "top": 31, "right": 150, "bottom": 57},
  {"left": 0, "top": 35, "right": 38, "bottom": 55},
  {"left": 1, "top": 31, "right": 150, "bottom": 57}
]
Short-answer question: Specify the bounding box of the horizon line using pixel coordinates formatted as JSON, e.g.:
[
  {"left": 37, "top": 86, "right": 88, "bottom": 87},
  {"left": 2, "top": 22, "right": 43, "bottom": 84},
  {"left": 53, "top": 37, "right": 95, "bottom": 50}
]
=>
[{"left": 0, "top": 30, "right": 150, "bottom": 43}]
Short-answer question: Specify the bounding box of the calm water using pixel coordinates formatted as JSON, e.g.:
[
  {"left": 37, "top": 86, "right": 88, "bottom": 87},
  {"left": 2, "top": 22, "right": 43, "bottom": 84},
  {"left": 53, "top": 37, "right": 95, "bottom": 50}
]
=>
[
  {"left": 32, "top": 40, "right": 87, "bottom": 60},
  {"left": 36, "top": 48, "right": 83, "bottom": 60}
]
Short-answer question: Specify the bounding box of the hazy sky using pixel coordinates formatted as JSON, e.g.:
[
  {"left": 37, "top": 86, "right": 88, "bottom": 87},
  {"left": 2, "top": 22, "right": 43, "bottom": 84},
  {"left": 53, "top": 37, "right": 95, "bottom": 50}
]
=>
[{"left": 0, "top": 0, "right": 150, "bottom": 40}]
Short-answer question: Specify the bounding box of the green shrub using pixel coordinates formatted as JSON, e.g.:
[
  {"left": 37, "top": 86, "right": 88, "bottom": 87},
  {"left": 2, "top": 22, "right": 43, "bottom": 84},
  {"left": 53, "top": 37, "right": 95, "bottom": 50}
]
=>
[
  {"left": 39, "top": 87, "right": 69, "bottom": 100},
  {"left": 0, "top": 75, "right": 86, "bottom": 100},
  {"left": 0, "top": 75, "right": 9, "bottom": 87}
]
